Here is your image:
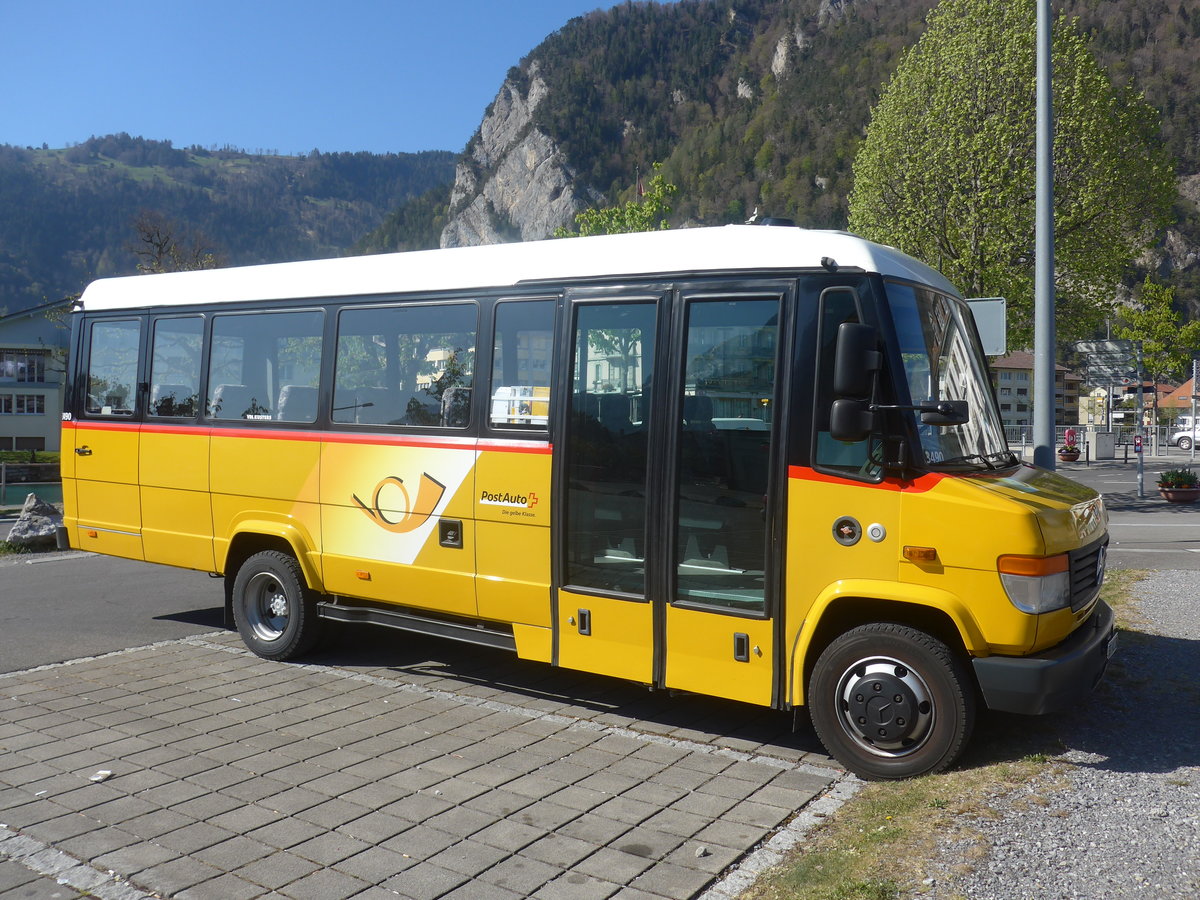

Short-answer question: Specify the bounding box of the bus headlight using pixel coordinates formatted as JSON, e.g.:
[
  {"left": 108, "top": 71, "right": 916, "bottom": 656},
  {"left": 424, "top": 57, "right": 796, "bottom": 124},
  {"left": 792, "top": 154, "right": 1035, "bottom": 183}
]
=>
[{"left": 997, "top": 553, "right": 1071, "bottom": 614}]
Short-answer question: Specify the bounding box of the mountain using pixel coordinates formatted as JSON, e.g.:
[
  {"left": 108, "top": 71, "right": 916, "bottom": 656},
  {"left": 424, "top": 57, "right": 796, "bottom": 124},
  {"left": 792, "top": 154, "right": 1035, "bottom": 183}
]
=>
[
  {"left": 10, "top": 0, "right": 1200, "bottom": 315},
  {"left": 365, "top": 0, "right": 1200, "bottom": 311},
  {"left": 0, "top": 134, "right": 456, "bottom": 312}
]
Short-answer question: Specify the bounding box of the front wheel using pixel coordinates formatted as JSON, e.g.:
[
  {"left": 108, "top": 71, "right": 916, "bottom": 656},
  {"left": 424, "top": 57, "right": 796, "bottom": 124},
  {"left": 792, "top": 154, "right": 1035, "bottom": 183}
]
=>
[
  {"left": 1179, "top": 436, "right": 1193, "bottom": 452},
  {"left": 809, "top": 623, "right": 975, "bottom": 780},
  {"left": 232, "top": 550, "right": 322, "bottom": 661}
]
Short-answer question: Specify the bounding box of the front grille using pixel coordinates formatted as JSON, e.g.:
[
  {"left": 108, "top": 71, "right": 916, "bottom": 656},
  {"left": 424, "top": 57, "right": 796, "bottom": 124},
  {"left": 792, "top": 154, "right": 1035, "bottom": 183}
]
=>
[{"left": 1068, "top": 535, "right": 1108, "bottom": 612}]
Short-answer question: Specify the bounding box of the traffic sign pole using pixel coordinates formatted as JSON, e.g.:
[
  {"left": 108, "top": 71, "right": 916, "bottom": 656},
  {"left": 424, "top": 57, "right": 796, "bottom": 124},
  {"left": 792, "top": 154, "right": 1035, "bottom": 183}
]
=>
[{"left": 1136, "top": 342, "right": 1145, "bottom": 499}]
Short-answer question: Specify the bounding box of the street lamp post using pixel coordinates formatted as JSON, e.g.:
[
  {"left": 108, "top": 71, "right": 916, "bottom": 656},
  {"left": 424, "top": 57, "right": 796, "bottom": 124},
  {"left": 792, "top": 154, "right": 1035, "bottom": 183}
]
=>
[{"left": 1033, "top": 0, "right": 1056, "bottom": 469}]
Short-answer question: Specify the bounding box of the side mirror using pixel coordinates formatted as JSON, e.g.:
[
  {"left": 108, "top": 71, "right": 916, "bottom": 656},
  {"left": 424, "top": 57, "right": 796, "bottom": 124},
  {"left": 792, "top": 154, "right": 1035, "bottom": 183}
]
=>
[
  {"left": 830, "top": 398, "right": 877, "bottom": 443},
  {"left": 919, "top": 399, "right": 969, "bottom": 427},
  {"left": 833, "top": 323, "right": 881, "bottom": 400}
]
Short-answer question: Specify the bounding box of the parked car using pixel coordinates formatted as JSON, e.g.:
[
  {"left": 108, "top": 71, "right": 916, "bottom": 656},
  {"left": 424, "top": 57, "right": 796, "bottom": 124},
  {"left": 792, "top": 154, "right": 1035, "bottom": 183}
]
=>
[{"left": 1170, "top": 427, "right": 1200, "bottom": 451}]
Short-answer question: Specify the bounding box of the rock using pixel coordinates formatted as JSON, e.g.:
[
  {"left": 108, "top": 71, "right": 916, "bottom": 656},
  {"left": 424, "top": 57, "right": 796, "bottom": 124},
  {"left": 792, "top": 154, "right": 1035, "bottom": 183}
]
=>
[
  {"left": 440, "top": 62, "right": 603, "bottom": 248},
  {"left": 6, "top": 493, "right": 63, "bottom": 550}
]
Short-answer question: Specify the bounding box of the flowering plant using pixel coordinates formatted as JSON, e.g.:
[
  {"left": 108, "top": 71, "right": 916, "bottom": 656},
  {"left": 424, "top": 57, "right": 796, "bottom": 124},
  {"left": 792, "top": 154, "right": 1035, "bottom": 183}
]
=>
[{"left": 1157, "top": 467, "right": 1199, "bottom": 488}]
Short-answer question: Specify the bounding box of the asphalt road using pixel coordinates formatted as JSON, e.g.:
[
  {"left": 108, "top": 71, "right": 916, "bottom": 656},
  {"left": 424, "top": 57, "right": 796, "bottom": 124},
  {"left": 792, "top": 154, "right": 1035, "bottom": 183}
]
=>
[
  {"left": 1053, "top": 449, "right": 1200, "bottom": 570},
  {"left": 0, "top": 551, "right": 224, "bottom": 673}
]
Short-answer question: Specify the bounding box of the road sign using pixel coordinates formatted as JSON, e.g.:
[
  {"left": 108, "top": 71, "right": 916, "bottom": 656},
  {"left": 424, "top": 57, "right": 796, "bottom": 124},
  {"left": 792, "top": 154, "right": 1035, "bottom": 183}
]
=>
[
  {"left": 1073, "top": 339, "right": 1134, "bottom": 353},
  {"left": 1086, "top": 365, "right": 1137, "bottom": 379},
  {"left": 1085, "top": 351, "right": 1134, "bottom": 365}
]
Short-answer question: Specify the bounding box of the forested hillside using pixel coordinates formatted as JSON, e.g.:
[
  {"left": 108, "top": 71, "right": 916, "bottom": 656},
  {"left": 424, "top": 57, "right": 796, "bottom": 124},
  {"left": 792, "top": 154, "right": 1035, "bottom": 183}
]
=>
[
  {"left": 530, "top": 0, "right": 1200, "bottom": 227},
  {"left": 9, "top": 0, "right": 1200, "bottom": 314},
  {"left": 0, "top": 134, "right": 456, "bottom": 311},
  {"left": 368, "top": 0, "right": 1200, "bottom": 285}
]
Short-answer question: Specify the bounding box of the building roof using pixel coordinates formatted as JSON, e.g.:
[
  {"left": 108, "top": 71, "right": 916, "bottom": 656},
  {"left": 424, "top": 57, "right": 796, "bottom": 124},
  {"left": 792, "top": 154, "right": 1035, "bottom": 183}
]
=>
[
  {"left": 0, "top": 298, "right": 72, "bottom": 325},
  {"left": 989, "top": 350, "right": 1069, "bottom": 372},
  {"left": 1161, "top": 378, "right": 1198, "bottom": 408}
]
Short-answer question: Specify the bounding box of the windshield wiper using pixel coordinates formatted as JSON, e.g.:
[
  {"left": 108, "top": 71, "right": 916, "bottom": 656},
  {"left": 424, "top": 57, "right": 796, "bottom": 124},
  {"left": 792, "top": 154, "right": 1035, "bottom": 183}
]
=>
[{"left": 936, "top": 450, "right": 1017, "bottom": 470}]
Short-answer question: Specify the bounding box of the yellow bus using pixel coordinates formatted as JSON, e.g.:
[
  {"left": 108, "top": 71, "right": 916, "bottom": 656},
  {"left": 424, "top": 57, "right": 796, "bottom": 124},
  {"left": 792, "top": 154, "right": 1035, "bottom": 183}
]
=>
[{"left": 60, "top": 225, "right": 1114, "bottom": 779}]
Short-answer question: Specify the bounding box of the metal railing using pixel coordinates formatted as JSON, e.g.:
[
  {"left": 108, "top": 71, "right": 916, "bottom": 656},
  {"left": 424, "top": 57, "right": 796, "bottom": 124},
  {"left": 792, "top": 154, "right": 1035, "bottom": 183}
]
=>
[{"left": 0, "top": 462, "right": 62, "bottom": 508}]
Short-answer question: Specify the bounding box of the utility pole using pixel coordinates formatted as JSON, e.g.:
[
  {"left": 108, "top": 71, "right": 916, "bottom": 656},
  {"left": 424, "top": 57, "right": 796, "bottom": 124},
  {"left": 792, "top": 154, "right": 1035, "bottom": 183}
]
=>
[{"left": 1032, "top": 0, "right": 1056, "bottom": 469}]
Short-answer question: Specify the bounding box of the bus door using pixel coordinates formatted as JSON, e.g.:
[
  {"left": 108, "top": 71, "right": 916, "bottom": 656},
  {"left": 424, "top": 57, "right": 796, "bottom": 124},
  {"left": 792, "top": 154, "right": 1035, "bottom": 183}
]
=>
[
  {"left": 555, "top": 294, "right": 662, "bottom": 683},
  {"left": 662, "top": 291, "right": 785, "bottom": 706},
  {"left": 555, "top": 288, "right": 786, "bottom": 706},
  {"left": 69, "top": 316, "right": 145, "bottom": 560}
]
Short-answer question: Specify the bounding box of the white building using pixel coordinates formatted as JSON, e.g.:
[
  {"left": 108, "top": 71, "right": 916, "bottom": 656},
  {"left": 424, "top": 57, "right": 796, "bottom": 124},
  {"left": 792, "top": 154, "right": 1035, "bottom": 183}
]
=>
[{"left": 0, "top": 301, "right": 71, "bottom": 452}]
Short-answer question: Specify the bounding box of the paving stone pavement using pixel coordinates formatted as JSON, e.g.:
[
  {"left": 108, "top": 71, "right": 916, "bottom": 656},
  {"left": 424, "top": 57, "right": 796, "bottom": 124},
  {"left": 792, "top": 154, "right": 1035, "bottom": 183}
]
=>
[{"left": 0, "top": 626, "right": 849, "bottom": 899}]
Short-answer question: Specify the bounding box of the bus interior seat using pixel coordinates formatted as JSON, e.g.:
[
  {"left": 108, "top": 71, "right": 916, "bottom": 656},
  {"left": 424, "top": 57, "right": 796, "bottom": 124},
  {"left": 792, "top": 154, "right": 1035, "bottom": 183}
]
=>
[
  {"left": 276, "top": 385, "right": 318, "bottom": 422},
  {"left": 595, "top": 393, "right": 632, "bottom": 435},
  {"left": 441, "top": 387, "right": 471, "bottom": 427},
  {"left": 682, "top": 395, "right": 714, "bottom": 430},
  {"left": 210, "top": 384, "right": 266, "bottom": 419},
  {"left": 150, "top": 383, "right": 194, "bottom": 416}
]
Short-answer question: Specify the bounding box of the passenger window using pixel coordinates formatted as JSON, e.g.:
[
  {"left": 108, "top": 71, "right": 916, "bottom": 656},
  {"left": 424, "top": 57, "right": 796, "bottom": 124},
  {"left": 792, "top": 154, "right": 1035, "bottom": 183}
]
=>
[
  {"left": 490, "top": 300, "right": 553, "bottom": 430},
  {"left": 564, "top": 301, "right": 657, "bottom": 595},
  {"left": 207, "top": 310, "right": 323, "bottom": 422},
  {"left": 85, "top": 319, "right": 141, "bottom": 417},
  {"left": 675, "top": 298, "right": 779, "bottom": 612},
  {"left": 333, "top": 303, "right": 475, "bottom": 427},
  {"left": 149, "top": 316, "right": 202, "bottom": 417}
]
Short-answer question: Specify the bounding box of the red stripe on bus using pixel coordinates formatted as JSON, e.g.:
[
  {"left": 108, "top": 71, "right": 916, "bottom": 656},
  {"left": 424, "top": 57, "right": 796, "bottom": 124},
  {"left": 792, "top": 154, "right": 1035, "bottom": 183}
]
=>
[
  {"left": 788, "top": 465, "right": 944, "bottom": 493},
  {"left": 65, "top": 420, "right": 551, "bottom": 454}
]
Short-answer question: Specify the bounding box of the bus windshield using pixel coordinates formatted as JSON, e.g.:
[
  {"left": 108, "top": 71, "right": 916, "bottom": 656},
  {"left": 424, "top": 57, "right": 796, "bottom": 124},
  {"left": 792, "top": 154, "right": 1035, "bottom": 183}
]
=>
[{"left": 887, "top": 281, "right": 1013, "bottom": 471}]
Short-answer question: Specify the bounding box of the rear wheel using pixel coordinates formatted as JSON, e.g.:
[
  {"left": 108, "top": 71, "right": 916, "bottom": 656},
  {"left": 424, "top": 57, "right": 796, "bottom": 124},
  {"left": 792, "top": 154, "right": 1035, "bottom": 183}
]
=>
[
  {"left": 232, "top": 550, "right": 321, "bottom": 661},
  {"left": 1179, "top": 436, "right": 1193, "bottom": 451},
  {"left": 809, "top": 623, "right": 975, "bottom": 780}
]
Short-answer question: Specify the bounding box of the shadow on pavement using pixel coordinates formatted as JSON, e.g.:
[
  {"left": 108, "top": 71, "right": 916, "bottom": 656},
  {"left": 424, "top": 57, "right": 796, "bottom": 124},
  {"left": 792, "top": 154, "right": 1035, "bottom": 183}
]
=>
[
  {"left": 959, "top": 629, "right": 1200, "bottom": 776},
  {"left": 310, "top": 620, "right": 834, "bottom": 762}
]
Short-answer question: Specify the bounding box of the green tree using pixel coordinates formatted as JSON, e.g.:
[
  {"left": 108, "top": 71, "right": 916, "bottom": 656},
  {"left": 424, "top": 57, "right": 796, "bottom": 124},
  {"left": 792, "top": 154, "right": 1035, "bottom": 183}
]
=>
[
  {"left": 1116, "top": 277, "right": 1200, "bottom": 422},
  {"left": 555, "top": 163, "right": 678, "bottom": 237},
  {"left": 847, "top": 0, "right": 1176, "bottom": 348}
]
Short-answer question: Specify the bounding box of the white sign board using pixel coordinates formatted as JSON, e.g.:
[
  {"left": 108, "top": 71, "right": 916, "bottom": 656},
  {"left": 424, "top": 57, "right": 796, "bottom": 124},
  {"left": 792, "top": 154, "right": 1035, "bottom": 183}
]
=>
[{"left": 966, "top": 297, "right": 1007, "bottom": 356}]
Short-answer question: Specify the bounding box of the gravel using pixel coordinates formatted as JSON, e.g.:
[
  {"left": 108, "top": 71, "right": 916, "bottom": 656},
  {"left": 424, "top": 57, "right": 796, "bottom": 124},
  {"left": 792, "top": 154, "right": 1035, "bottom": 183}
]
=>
[{"left": 921, "top": 569, "right": 1200, "bottom": 899}]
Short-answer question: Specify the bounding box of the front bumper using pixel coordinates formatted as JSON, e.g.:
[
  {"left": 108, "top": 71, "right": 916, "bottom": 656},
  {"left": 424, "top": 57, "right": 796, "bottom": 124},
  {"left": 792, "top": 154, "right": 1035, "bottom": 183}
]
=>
[{"left": 972, "top": 599, "right": 1116, "bottom": 715}]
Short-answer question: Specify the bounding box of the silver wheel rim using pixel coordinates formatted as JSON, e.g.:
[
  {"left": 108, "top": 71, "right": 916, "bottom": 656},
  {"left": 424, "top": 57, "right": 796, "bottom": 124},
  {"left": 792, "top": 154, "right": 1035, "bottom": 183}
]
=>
[
  {"left": 833, "top": 654, "right": 936, "bottom": 759},
  {"left": 244, "top": 571, "right": 290, "bottom": 642}
]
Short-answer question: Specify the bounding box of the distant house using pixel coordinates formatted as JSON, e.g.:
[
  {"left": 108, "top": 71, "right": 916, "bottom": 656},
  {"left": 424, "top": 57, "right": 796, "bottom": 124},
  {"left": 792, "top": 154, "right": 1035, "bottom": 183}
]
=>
[
  {"left": 987, "top": 351, "right": 1080, "bottom": 428},
  {"left": 1160, "top": 378, "right": 1198, "bottom": 424},
  {"left": 0, "top": 300, "right": 72, "bottom": 452}
]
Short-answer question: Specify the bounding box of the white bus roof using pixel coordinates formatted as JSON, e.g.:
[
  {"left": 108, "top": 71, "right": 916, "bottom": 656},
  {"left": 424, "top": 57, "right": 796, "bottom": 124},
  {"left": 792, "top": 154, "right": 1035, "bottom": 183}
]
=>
[{"left": 77, "top": 225, "right": 961, "bottom": 312}]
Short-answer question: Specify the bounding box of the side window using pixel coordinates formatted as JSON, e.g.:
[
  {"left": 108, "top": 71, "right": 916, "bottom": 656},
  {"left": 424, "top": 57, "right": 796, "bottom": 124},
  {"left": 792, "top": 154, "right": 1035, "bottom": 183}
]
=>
[
  {"left": 813, "top": 287, "right": 877, "bottom": 478},
  {"left": 207, "top": 310, "right": 323, "bottom": 422},
  {"left": 675, "top": 297, "right": 779, "bottom": 612},
  {"left": 564, "top": 301, "right": 657, "bottom": 595},
  {"left": 85, "top": 319, "right": 141, "bottom": 417},
  {"left": 333, "top": 303, "right": 475, "bottom": 428},
  {"left": 149, "top": 316, "right": 202, "bottom": 417},
  {"left": 489, "top": 300, "right": 553, "bottom": 430}
]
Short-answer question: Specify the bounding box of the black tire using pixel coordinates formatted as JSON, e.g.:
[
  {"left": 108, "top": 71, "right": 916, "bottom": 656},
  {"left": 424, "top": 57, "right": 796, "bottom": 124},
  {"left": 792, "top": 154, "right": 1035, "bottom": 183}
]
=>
[
  {"left": 232, "top": 550, "right": 321, "bottom": 661},
  {"left": 809, "top": 623, "right": 975, "bottom": 780},
  {"left": 1179, "top": 436, "right": 1193, "bottom": 452}
]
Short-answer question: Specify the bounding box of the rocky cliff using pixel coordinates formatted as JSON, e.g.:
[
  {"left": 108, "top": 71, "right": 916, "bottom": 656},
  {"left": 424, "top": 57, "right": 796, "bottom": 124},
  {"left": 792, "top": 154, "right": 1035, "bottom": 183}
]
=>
[{"left": 440, "top": 63, "right": 602, "bottom": 247}]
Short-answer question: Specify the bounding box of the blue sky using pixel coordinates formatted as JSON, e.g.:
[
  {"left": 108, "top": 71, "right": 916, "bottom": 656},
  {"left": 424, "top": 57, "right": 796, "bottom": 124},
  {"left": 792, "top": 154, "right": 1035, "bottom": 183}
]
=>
[{"left": 0, "top": 1, "right": 635, "bottom": 156}]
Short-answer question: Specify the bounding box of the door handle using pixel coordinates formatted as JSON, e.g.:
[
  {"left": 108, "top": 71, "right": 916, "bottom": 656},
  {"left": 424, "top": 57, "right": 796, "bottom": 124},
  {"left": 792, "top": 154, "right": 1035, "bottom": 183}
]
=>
[
  {"left": 577, "top": 608, "right": 592, "bottom": 636},
  {"left": 733, "top": 632, "right": 750, "bottom": 662},
  {"left": 75, "top": 446, "right": 92, "bottom": 456}
]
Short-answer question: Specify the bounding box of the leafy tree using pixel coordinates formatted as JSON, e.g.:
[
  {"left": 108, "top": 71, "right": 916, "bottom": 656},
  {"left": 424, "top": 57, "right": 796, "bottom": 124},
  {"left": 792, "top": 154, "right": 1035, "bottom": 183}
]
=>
[
  {"left": 555, "top": 163, "right": 678, "bottom": 237},
  {"left": 1116, "top": 277, "right": 1200, "bottom": 422},
  {"left": 847, "top": 0, "right": 1176, "bottom": 348}
]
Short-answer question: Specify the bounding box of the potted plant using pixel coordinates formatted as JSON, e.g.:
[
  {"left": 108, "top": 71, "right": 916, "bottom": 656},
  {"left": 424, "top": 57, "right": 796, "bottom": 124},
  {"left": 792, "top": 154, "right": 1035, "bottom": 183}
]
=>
[
  {"left": 1157, "top": 467, "right": 1200, "bottom": 503},
  {"left": 1058, "top": 440, "right": 1080, "bottom": 462}
]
